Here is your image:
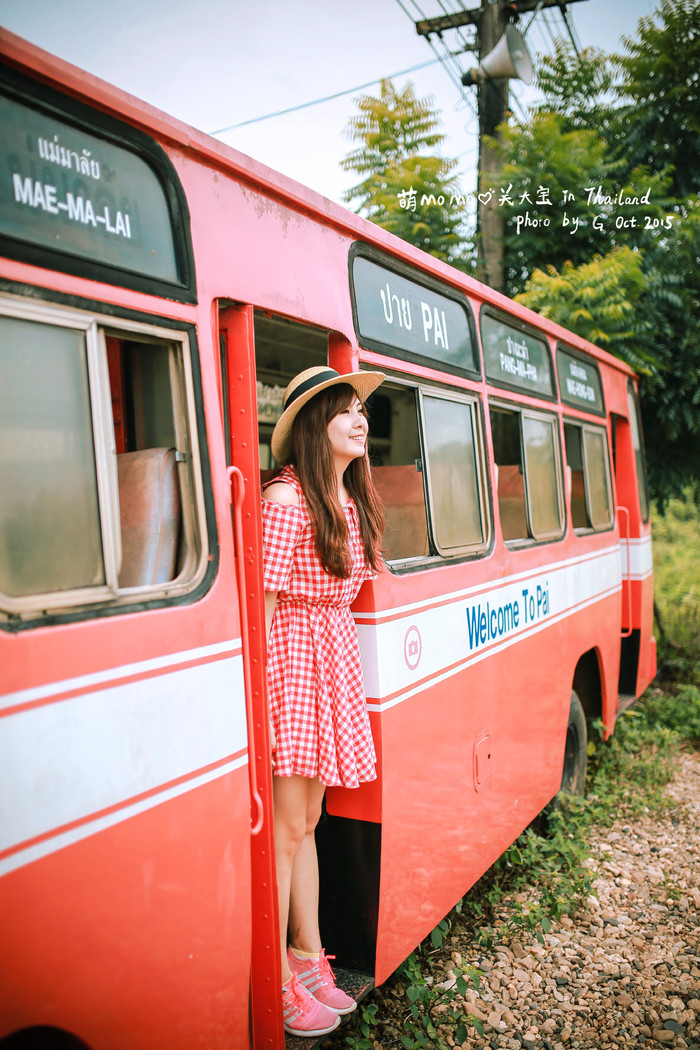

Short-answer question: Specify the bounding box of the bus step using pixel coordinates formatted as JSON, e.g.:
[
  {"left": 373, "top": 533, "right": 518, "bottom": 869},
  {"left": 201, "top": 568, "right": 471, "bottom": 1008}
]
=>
[
  {"left": 285, "top": 967, "right": 374, "bottom": 1050},
  {"left": 617, "top": 692, "right": 637, "bottom": 713}
]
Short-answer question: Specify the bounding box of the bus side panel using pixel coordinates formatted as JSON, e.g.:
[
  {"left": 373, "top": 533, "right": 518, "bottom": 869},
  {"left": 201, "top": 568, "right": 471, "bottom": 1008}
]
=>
[
  {"left": 355, "top": 579, "right": 622, "bottom": 985},
  {"left": 0, "top": 770, "right": 251, "bottom": 1049},
  {"left": 0, "top": 510, "right": 255, "bottom": 1046}
]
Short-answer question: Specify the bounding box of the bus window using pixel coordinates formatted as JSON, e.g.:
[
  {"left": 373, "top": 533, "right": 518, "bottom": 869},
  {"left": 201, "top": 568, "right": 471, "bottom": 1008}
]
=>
[
  {"left": 564, "top": 422, "right": 614, "bottom": 531},
  {"left": 0, "top": 296, "right": 206, "bottom": 618},
  {"left": 422, "top": 392, "right": 486, "bottom": 555},
  {"left": 522, "top": 414, "right": 562, "bottom": 540},
  {"left": 0, "top": 312, "right": 105, "bottom": 599},
  {"left": 254, "top": 313, "right": 329, "bottom": 471},
  {"left": 491, "top": 405, "right": 564, "bottom": 544},
  {"left": 627, "top": 381, "right": 650, "bottom": 522},
  {"left": 369, "top": 383, "right": 429, "bottom": 563}
]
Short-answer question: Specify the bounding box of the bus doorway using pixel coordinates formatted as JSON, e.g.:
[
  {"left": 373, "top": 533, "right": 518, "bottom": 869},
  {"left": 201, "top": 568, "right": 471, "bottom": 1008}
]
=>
[
  {"left": 219, "top": 305, "right": 375, "bottom": 1045},
  {"left": 611, "top": 381, "right": 655, "bottom": 704}
]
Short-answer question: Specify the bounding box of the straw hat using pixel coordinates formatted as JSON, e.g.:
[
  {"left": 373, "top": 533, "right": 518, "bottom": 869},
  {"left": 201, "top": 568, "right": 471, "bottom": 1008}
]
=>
[{"left": 270, "top": 366, "right": 386, "bottom": 464}]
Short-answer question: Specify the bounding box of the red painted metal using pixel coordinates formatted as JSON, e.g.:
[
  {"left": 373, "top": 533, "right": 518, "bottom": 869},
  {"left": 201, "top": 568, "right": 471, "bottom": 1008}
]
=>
[{"left": 0, "top": 30, "right": 656, "bottom": 1050}]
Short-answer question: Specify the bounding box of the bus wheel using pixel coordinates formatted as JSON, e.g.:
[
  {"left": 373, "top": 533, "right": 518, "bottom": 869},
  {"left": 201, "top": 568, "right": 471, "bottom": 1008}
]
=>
[
  {"left": 534, "top": 689, "right": 588, "bottom": 834},
  {"left": 0, "top": 1028, "right": 91, "bottom": 1050},
  {"left": 560, "top": 689, "right": 588, "bottom": 798}
]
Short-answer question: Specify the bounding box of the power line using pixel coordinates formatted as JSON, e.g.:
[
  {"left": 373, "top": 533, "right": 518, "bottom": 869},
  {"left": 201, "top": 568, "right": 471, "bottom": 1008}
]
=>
[
  {"left": 394, "top": 0, "right": 477, "bottom": 112},
  {"left": 209, "top": 57, "right": 442, "bottom": 135}
]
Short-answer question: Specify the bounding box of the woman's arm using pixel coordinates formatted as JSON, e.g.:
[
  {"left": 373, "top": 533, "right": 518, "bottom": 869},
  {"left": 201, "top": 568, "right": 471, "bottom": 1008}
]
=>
[{"left": 265, "top": 589, "right": 278, "bottom": 644}]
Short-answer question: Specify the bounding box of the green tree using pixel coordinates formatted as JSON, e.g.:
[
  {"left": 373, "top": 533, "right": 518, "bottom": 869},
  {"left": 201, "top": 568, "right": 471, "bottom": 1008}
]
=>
[
  {"left": 534, "top": 42, "right": 620, "bottom": 136},
  {"left": 615, "top": 0, "right": 700, "bottom": 200},
  {"left": 490, "top": 109, "right": 671, "bottom": 296},
  {"left": 490, "top": 2, "right": 700, "bottom": 507},
  {"left": 341, "top": 79, "right": 471, "bottom": 268},
  {"left": 635, "top": 200, "right": 700, "bottom": 507},
  {"left": 514, "top": 246, "right": 650, "bottom": 373}
]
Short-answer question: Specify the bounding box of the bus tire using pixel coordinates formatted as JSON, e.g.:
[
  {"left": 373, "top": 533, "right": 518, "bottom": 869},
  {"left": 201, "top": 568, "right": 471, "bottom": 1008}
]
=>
[
  {"left": 560, "top": 688, "right": 588, "bottom": 799},
  {"left": 534, "top": 689, "right": 587, "bottom": 834}
]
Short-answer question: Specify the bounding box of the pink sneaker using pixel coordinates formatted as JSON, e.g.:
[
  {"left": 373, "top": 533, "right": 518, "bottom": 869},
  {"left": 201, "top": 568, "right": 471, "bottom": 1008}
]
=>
[
  {"left": 287, "top": 948, "right": 357, "bottom": 1015},
  {"left": 282, "top": 972, "right": 340, "bottom": 1037}
]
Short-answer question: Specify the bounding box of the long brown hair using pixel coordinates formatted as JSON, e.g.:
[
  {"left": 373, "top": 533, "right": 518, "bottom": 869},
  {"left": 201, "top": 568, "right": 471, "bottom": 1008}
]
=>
[{"left": 282, "top": 384, "right": 385, "bottom": 578}]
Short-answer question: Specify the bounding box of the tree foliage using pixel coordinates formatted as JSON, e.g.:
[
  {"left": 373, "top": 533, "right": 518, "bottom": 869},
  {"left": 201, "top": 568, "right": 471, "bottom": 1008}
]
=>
[
  {"left": 634, "top": 200, "right": 700, "bottom": 507},
  {"left": 534, "top": 43, "right": 620, "bottom": 135},
  {"left": 515, "top": 247, "right": 650, "bottom": 373},
  {"left": 341, "top": 79, "right": 471, "bottom": 268},
  {"left": 492, "top": 2, "right": 700, "bottom": 507},
  {"left": 615, "top": 0, "right": 700, "bottom": 200}
]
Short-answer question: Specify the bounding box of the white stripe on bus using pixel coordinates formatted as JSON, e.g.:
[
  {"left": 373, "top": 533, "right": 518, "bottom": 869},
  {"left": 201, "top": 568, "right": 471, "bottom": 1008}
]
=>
[
  {"left": 0, "top": 638, "right": 243, "bottom": 713},
  {"left": 365, "top": 584, "right": 621, "bottom": 713},
  {"left": 620, "top": 535, "right": 653, "bottom": 580},
  {"left": 0, "top": 752, "right": 248, "bottom": 878},
  {"left": 0, "top": 654, "right": 247, "bottom": 872},
  {"left": 358, "top": 545, "right": 625, "bottom": 710}
]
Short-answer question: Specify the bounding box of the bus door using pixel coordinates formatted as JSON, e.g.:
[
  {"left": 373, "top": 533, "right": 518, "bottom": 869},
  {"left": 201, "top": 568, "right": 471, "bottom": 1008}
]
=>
[
  {"left": 611, "top": 380, "right": 656, "bottom": 702},
  {"left": 218, "top": 305, "right": 377, "bottom": 1043}
]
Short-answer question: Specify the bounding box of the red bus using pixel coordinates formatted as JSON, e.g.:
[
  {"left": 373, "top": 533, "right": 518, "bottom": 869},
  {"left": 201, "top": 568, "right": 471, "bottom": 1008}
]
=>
[{"left": 0, "top": 30, "right": 655, "bottom": 1050}]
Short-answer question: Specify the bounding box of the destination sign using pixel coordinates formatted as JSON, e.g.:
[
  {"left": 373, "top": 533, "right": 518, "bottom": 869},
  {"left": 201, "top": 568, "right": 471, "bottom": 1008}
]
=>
[
  {"left": 557, "top": 347, "right": 604, "bottom": 413},
  {"left": 0, "top": 91, "right": 179, "bottom": 283},
  {"left": 351, "top": 254, "right": 478, "bottom": 374},
  {"left": 480, "top": 313, "right": 554, "bottom": 397}
]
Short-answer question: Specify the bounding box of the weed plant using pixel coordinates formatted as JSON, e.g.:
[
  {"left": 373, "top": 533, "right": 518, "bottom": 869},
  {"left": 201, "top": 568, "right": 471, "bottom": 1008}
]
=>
[{"left": 339, "top": 687, "right": 697, "bottom": 1050}]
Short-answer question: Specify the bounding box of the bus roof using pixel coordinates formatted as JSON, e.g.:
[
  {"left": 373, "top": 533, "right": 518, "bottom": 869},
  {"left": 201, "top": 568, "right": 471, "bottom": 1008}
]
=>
[{"left": 0, "top": 27, "right": 636, "bottom": 381}]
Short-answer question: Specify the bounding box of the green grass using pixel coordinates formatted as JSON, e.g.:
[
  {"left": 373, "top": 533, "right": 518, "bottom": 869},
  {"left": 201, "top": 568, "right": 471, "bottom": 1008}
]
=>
[{"left": 652, "top": 494, "right": 700, "bottom": 681}]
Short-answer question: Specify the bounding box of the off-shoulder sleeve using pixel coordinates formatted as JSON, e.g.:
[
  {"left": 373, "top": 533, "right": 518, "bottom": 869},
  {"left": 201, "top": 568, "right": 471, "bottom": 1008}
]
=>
[{"left": 261, "top": 499, "right": 305, "bottom": 592}]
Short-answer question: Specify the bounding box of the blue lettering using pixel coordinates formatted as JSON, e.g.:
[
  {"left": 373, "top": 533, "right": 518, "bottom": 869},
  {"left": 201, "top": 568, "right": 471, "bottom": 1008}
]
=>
[{"left": 466, "top": 598, "right": 522, "bottom": 650}]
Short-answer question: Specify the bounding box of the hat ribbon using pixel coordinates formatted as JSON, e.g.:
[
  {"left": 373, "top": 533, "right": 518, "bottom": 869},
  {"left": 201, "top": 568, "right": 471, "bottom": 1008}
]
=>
[{"left": 283, "top": 368, "right": 341, "bottom": 410}]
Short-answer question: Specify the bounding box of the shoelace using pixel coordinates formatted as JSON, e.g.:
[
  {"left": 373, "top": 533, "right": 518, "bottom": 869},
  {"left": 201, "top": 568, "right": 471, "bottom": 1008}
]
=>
[
  {"left": 316, "top": 952, "right": 337, "bottom": 985},
  {"left": 282, "top": 975, "right": 307, "bottom": 1019},
  {"left": 298, "top": 951, "right": 337, "bottom": 991}
]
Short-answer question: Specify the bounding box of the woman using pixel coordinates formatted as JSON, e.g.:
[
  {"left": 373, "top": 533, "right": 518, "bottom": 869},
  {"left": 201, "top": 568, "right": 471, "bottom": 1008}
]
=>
[{"left": 261, "top": 365, "right": 385, "bottom": 1037}]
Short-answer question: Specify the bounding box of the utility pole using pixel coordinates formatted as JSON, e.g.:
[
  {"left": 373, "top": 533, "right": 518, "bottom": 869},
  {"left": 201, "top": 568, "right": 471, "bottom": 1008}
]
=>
[
  {"left": 475, "top": 0, "right": 510, "bottom": 293},
  {"left": 415, "top": 0, "right": 589, "bottom": 294}
]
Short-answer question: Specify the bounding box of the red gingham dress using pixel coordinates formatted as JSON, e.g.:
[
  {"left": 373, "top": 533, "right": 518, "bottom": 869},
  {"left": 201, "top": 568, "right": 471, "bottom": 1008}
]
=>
[{"left": 262, "top": 466, "right": 377, "bottom": 788}]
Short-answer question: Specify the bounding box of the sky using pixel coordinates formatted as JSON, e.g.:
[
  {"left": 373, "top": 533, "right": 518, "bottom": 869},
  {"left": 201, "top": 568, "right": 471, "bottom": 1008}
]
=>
[{"left": 0, "top": 0, "right": 661, "bottom": 207}]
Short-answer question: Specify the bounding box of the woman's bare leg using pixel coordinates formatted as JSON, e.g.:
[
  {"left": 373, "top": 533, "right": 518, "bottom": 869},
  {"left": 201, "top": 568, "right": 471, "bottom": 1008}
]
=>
[
  {"left": 273, "top": 774, "right": 325, "bottom": 981},
  {"left": 288, "top": 777, "right": 326, "bottom": 953}
]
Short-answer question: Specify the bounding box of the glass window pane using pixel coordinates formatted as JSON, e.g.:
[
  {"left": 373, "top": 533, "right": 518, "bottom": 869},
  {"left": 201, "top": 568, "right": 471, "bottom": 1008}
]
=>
[
  {"left": 583, "top": 428, "right": 613, "bottom": 528},
  {"left": 564, "top": 424, "right": 589, "bottom": 528},
  {"left": 627, "top": 384, "right": 649, "bottom": 521},
  {"left": 368, "top": 385, "right": 429, "bottom": 562},
  {"left": 0, "top": 316, "right": 104, "bottom": 598},
  {"left": 423, "top": 396, "right": 483, "bottom": 550},
  {"left": 523, "top": 415, "right": 561, "bottom": 539},
  {"left": 492, "top": 408, "right": 527, "bottom": 542}
]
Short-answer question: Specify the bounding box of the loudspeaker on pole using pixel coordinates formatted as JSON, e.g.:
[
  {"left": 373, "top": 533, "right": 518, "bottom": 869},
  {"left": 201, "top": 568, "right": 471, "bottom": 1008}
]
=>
[{"left": 461, "top": 24, "right": 534, "bottom": 86}]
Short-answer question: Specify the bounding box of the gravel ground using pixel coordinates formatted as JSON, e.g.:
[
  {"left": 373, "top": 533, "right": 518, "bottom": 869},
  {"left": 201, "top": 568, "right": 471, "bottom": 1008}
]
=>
[{"left": 335, "top": 748, "right": 700, "bottom": 1050}]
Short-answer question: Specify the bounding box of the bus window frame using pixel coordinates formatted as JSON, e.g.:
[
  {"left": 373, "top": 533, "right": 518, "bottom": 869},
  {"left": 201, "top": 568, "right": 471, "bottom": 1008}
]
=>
[
  {"left": 490, "top": 398, "right": 566, "bottom": 547},
  {"left": 0, "top": 65, "right": 196, "bottom": 304},
  {"left": 0, "top": 292, "right": 211, "bottom": 625},
  {"left": 563, "top": 417, "right": 615, "bottom": 534},
  {"left": 349, "top": 242, "right": 481, "bottom": 381},
  {"left": 369, "top": 375, "right": 431, "bottom": 573},
  {"left": 479, "top": 305, "right": 557, "bottom": 403},
  {"left": 419, "top": 386, "right": 491, "bottom": 559},
  {"left": 626, "top": 379, "right": 651, "bottom": 524},
  {"left": 370, "top": 372, "right": 493, "bottom": 573}
]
